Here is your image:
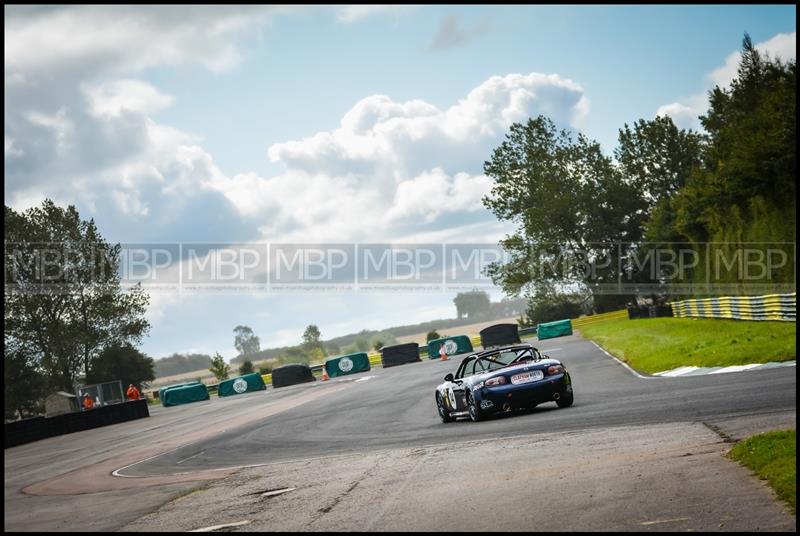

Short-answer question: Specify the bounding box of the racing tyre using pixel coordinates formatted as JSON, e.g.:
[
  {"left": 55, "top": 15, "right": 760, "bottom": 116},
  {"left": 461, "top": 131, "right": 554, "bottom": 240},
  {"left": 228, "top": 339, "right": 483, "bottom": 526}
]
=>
[
  {"left": 556, "top": 386, "right": 574, "bottom": 408},
  {"left": 436, "top": 393, "right": 454, "bottom": 423},
  {"left": 466, "top": 391, "right": 483, "bottom": 422}
]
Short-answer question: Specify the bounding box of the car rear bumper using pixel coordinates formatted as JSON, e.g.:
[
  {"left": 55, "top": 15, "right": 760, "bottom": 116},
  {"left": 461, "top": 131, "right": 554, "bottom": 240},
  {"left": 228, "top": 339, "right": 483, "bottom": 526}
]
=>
[{"left": 478, "top": 373, "right": 570, "bottom": 412}]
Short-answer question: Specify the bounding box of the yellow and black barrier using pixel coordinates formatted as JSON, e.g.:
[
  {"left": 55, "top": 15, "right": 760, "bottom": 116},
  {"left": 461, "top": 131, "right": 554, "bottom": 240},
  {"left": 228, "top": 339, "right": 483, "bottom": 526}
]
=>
[{"left": 671, "top": 293, "right": 796, "bottom": 322}]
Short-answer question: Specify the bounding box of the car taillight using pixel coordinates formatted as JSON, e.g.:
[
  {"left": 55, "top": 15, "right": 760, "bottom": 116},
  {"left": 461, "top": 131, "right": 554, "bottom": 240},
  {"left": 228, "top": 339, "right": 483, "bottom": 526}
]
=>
[
  {"left": 547, "top": 365, "right": 564, "bottom": 375},
  {"left": 485, "top": 376, "right": 507, "bottom": 386}
]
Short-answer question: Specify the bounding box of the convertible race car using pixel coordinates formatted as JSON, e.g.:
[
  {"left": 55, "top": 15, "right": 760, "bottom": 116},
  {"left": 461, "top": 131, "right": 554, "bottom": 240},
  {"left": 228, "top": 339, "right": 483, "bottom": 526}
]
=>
[{"left": 435, "top": 343, "right": 573, "bottom": 422}]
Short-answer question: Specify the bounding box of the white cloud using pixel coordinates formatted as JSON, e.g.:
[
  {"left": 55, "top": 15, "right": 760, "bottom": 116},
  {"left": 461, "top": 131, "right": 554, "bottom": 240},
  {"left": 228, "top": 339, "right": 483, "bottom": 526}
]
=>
[
  {"left": 657, "top": 31, "right": 797, "bottom": 130},
  {"left": 428, "top": 13, "right": 490, "bottom": 51},
  {"left": 4, "top": 5, "right": 286, "bottom": 77},
  {"left": 4, "top": 5, "right": 587, "bottom": 247},
  {"left": 709, "top": 31, "right": 796, "bottom": 88},
  {"left": 85, "top": 80, "right": 174, "bottom": 118},
  {"left": 5, "top": 135, "right": 23, "bottom": 158},
  {"left": 211, "top": 72, "right": 589, "bottom": 242},
  {"left": 336, "top": 5, "right": 413, "bottom": 23}
]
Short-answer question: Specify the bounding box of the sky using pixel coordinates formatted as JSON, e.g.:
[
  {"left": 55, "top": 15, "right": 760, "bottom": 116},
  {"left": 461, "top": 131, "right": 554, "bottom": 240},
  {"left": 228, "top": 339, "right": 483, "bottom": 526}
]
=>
[{"left": 4, "top": 5, "right": 796, "bottom": 360}]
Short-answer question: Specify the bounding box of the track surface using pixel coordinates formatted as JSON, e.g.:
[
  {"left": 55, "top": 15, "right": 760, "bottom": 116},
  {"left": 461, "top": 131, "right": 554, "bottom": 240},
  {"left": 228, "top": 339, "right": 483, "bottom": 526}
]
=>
[
  {"left": 5, "top": 333, "right": 797, "bottom": 531},
  {"left": 125, "top": 334, "right": 796, "bottom": 475}
]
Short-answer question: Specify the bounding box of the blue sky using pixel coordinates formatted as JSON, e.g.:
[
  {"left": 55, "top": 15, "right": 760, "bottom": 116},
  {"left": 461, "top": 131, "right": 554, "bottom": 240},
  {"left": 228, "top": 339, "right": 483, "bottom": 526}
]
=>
[{"left": 4, "top": 5, "right": 796, "bottom": 360}]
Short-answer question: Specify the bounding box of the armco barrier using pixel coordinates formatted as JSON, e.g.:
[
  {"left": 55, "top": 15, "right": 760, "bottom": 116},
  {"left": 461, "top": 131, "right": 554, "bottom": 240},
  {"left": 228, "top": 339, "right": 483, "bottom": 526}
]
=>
[
  {"left": 5, "top": 399, "right": 149, "bottom": 449},
  {"left": 218, "top": 373, "right": 266, "bottom": 397},
  {"left": 572, "top": 309, "right": 627, "bottom": 328},
  {"left": 272, "top": 363, "right": 315, "bottom": 387},
  {"left": 381, "top": 343, "right": 421, "bottom": 368},
  {"left": 479, "top": 324, "right": 521, "bottom": 348},
  {"left": 325, "top": 352, "right": 371, "bottom": 378},
  {"left": 518, "top": 326, "right": 537, "bottom": 338},
  {"left": 671, "top": 293, "right": 796, "bottom": 322},
  {"left": 427, "top": 335, "right": 473, "bottom": 359}
]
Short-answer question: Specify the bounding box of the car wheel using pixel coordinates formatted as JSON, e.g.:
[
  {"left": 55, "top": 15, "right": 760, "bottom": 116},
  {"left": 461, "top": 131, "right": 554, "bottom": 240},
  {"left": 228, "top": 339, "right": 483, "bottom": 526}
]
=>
[
  {"left": 466, "top": 391, "right": 483, "bottom": 422},
  {"left": 556, "top": 386, "right": 574, "bottom": 408},
  {"left": 436, "top": 393, "right": 454, "bottom": 423}
]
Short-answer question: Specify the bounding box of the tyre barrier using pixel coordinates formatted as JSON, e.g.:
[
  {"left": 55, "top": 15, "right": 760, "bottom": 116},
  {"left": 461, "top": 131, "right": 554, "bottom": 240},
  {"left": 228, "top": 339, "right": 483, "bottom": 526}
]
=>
[
  {"left": 537, "top": 319, "right": 573, "bottom": 340},
  {"left": 427, "top": 335, "right": 473, "bottom": 359},
  {"left": 158, "top": 381, "right": 201, "bottom": 401},
  {"left": 4, "top": 399, "right": 149, "bottom": 449},
  {"left": 380, "top": 342, "right": 421, "bottom": 368},
  {"left": 627, "top": 305, "right": 674, "bottom": 320},
  {"left": 671, "top": 293, "right": 796, "bottom": 322},
  {"left": 272, "top": 363, "right": 316, "bottom": 388},
  {"left": 218, "top": 373, "right": 267, "bottom": 397},
  {"left": 325, "top": 352, "right": 371, "bottom": 378},
  {"left": 161, "top": 383, "right": 210, "bottom": 407},
  {"left": 479, "top": 324, "right": 521, "bottom": 348}
]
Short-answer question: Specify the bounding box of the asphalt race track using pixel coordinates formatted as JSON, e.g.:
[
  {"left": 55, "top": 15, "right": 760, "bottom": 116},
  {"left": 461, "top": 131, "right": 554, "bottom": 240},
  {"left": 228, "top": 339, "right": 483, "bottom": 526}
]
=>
[{"left": 5, "top": 333, "right": 797, "bottom": 532}]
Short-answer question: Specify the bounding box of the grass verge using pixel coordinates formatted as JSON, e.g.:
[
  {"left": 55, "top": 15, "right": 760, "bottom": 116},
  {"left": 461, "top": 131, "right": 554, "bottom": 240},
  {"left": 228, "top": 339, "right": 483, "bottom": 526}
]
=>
[
  {"left": 728, "top": 429, "right": 796, "bottom": 514},
  {"left": 579, "top": 317, "right": 795, "bottom": 374}
]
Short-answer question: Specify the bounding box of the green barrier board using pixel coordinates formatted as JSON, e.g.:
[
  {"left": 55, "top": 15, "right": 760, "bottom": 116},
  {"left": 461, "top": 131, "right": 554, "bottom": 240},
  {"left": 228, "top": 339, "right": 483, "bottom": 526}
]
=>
[
  {"left": 537, "top": 319, "right": 573, "bottom": 340},
  {"left": 159, "top": 381, "right": 200, "bottom": 401},
  {"left": 427, "top": 335, "right": 473, "bottom": 359},
  {"left": 161, "top": 383, "right": 210, "bottom": 407},
  {"left": 218, "top": 373, "right": 267, "bottom": 397},
  {"left": 325, "top": 352, "right": 371, "bottom": 377}
]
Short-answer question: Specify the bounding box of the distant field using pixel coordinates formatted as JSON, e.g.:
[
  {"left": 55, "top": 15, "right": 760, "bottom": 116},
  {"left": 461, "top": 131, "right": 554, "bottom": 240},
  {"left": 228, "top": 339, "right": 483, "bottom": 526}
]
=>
[
  {"left": 580, "top": 317, "right": 796, "bottom": 374},
  {"left": 394, "top": 316, "right": 521, "bottom": 345},
  {"left": 150, "top": 315, "right": 522, "bottom": 390}
]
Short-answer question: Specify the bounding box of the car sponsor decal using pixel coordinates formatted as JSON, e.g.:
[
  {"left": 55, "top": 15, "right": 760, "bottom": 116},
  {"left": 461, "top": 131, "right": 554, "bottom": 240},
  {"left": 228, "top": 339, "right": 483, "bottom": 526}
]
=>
[{"left": 448, "top": 387, "right": 457, "bottom": 409}]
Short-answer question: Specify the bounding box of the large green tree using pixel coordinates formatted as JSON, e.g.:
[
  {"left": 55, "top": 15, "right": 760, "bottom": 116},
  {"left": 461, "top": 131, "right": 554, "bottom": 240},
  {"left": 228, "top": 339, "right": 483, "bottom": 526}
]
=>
[
  {"left": 4, "top": 200, "right": 150, "bottom": 396},
  {"left": 87, "top": 344, "right": 155, "bottom": 391},
  {"left": 648, "top": 34, "right": 796, "bottom": 291},
  {"left": 233, "top": 325, "right": 261, "bottom": 357},
  {"left": 453, "top": 290, "right": 491, "bottom": 319},
  {"left": 482, "top": 117, "right": 647, "bottom": 311}
]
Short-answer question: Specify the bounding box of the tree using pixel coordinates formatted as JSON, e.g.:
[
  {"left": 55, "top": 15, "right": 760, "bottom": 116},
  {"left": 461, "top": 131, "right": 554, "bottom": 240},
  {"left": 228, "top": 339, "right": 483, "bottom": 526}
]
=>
[
  {"left": 372, "top": 340, "right": 385, "bottom": 352},
  {"left": 453, "top": 291, "right": 491, "bottom": 319},
  {"left": 302, "top": 324, "right": 325, "bottom": 356},
  {"left": 426, "top": 330, "right": 442, "bottom": 342},
  {"left": 209, "top": 352, "right": 230, "bottom": 381},
  {"left": 518, "top": 293, "right": 587, "bottom": 328},
  {"left": 482, "top": 116, "right": 647, "bottom": 311},
  {"left": 4, "top": 343, "right": 46, "bottom": 420},
  {"left": 87, "top": 344, "right": 155, "bottom": 391},
  {"left": 154, "top": 353, "right": 213, "bottom": 378},
  {"left": 233, "top": 325, "right": 260, "bottom": 357},
  {"left": 4, "top": 200, "right": 150, "bottom": 395},
  {"left": 645, "top": 34, "right": 796, "bottom": 292},
  {"left": 238, "top": 360, "right": 254, "bottom": 375}
]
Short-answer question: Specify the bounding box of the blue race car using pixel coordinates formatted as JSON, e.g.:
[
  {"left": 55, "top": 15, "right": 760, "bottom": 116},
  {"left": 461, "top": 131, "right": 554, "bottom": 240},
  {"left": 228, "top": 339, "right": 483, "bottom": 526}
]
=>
[{"left": 434, "top": 343, "right": 573, "bottom": 422}]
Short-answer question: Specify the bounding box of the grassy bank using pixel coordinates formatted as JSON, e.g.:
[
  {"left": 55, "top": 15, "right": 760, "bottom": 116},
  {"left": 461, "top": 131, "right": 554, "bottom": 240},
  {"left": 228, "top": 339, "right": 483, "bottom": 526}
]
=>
[
  {"left": 729, "top": 429, "right": 796, "bottom": 514},
  {"left": 579, "top": 317, "right": 795, "bottom": 374}
]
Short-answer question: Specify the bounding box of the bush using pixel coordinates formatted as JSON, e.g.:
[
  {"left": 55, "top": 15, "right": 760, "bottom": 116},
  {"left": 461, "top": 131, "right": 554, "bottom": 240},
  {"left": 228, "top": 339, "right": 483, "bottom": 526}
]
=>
[
  {"left": 426, "top": 330, "right": 442, "bottom": 342},
  {"left": 238, "top": 360, "right": 254, "bottom": 375}
]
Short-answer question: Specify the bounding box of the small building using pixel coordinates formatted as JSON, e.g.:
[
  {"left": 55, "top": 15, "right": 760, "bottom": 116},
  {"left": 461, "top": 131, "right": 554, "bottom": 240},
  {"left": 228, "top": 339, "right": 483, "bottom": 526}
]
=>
[{"left": 44, "top": 391, "right": 79, "bottom": 417}]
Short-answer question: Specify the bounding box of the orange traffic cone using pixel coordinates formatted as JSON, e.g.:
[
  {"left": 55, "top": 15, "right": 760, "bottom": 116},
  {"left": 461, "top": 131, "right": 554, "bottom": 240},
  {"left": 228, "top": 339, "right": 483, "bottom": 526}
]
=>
[
  {"left": 439, "top": 346, "right": 448, "bottom": 361},
  {"left": 321, "top": 366, "right": 330, "bottom": 381}
]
